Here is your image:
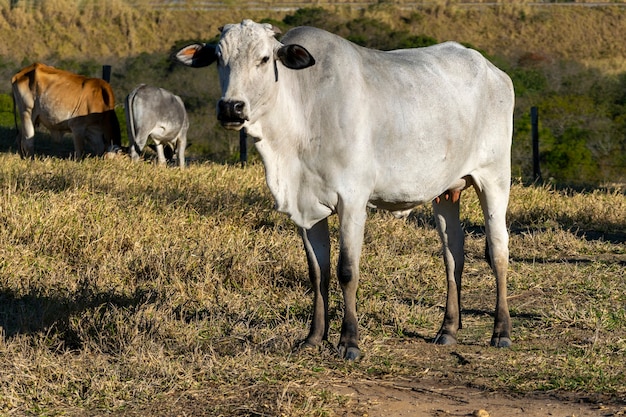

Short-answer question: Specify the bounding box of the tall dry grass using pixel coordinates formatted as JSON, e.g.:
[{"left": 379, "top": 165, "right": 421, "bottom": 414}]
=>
[{"left": 0, "top": 153, "right": 624, "bottom": 415}]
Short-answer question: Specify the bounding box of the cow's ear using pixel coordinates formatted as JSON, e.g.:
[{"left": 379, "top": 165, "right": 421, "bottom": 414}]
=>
[
  {"left": 174, "top": 43, "right": 217, "bottom": 68},
  {"left": 276, "top": 44, "right": 315, "bottom": 70},
  {"left": 262, "top": 23, "right": 282, "bottom": 36}
]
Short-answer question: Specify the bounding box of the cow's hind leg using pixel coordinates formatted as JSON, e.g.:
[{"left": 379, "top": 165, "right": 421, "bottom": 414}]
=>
[
  {"left": 300, "top": 218, "right": 331, "bottom": 350},
  {"left": 129, "top": 126, "right": 150, "bottom": 162},
  {"left": 474, "top": 179, "right": 512, "bottom": 347},
  {"left": 18, "top": 110, "right": 35, "bottom": 158},
  {"left": 336, "top": 203, "right": 367, "bottom": 360},
  {"left": 71, "top": 132, "right": 86, "bottom": 160},
  {"left": 176, "top": 139, "right": 186, "bottom": 169},
  {"left": 155, "top": 143, "right": 167, "bottom": 166},
  {"left": 432, "top": 194, "right": 464, "bottom": 345},
  {"left": 177, "top": 129, "right": 188, "bottom": 169},
  {"left": 85, "top": 126, "right": 105, "bottom": 156}
]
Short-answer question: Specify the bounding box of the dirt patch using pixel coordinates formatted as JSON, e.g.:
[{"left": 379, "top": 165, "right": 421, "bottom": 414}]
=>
[
  {"left": 330, "top": 377, "right": 626, "bottom": 417},
  {"left": 92, "top": 375, "right": 626, "bottom": 416}
]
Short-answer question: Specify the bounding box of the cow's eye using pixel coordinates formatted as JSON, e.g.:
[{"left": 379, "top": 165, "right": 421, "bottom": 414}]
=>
[{"left": 260, "top": 56, "right": 270, "bottom": 65}]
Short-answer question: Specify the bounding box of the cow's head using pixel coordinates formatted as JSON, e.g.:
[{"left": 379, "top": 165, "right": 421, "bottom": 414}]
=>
[{"left": 174, "top": 19, "right": 315, "bottom": 130}]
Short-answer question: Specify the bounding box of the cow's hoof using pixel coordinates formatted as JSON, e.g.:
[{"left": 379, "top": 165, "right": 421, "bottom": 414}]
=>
[
  {"left": 293, "top": 339, "right": 319, "bottom": 353},
  {"left": 490, "top": 336, "right": 512, "bottom": 348},
  {"left": 338, "top": 344, "right": 361, "bottom": 361},
  {"left": 433, "top": 332, "right": 457, "bottom": 346}
]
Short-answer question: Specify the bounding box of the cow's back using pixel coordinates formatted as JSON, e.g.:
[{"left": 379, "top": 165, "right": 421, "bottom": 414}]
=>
[
  {"left": 15, "top": 63, "right": 115, "bottom": 124},
  {"left": 279, "top": 28, "right": 512, "bottom": 130},
  {"left": 131, "top": 85, "right": 186, "bottom": 124}
]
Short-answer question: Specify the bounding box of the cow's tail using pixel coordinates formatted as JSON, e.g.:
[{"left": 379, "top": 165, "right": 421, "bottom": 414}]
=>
[
  {"left": 110, "top": 106, "right": 122, "bottom": 148},
  {"left": 11, "top": 84, "right": 25, "bottom": 156},
  {"left": 125, "top": 84, "right": 143, "bottom": 155},
  {"left": 12, "top": 87, "right": 19, "bottom": 136}
]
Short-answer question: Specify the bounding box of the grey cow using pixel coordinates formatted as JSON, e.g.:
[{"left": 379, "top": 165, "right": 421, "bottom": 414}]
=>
[
  {"left": 175, "top": 20, "right": 515, "bottom": 360},
  {"left": 125, "top": 84, "right": 189, "bottom": 168}
]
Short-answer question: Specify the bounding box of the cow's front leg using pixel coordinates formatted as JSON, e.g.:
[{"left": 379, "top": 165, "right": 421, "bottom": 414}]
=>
[
  {"left": 432, "top": 195, "right": 464, "bottom": 345},
  {"left": 300, "top": 218, "right": 331, "bottom": 349},
  {"left": 336, "top": 205, "right": 366, "bottom": 360}
]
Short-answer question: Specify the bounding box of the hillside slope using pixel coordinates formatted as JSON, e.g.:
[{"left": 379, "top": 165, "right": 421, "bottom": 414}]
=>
[
  {"left": 1, "top": 1, "right": 626, "bottom": 69},
  {"left": 0, "top": 1, "right": 625, "bottom": 185}
]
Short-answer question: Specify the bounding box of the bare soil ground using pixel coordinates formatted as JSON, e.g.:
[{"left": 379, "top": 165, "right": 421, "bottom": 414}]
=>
[
  {"left": 100, "top": 376, "right": 626, "bottom": 417},
  {"left": 331, "top": 377, "right": 626, "bottom": 417}
]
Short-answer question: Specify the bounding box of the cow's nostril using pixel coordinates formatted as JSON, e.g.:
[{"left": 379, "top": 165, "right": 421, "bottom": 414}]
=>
[
  {"left": 217, "top": 100, "right": 247, "bottom": 127},
  {"left": 218, "top": 100, "right": 245, "bottom": 118}
]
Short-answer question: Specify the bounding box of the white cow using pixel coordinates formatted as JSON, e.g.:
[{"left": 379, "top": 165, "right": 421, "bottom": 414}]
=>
[
  {"left": 125, "top": 84, "right": 189, "bottom": 168},
  {"left": 175, "top": 20, "right": 515, "bottom": 360}
]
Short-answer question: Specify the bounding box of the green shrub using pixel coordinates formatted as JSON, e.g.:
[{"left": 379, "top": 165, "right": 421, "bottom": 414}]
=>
[
  {"left": 0, "top": 93, "right": 16, "bottom": 153},
  {"left": 510, "top": 68, "right": 548, "bottom": 96},
  {"left": 0, "top": 93, "right": 14, "bottom": 127},
  {"left": 345, "top": 17, "right": 393, "bottom": 48},
  {"left": 541, "top": 126, "right": 598, "bottom": 183},
  {"left": 283, "top": 7, "right": 337, "bottom": 28},
  {"left": 397, "top": 34, "right": 438, "bottom": 49}
]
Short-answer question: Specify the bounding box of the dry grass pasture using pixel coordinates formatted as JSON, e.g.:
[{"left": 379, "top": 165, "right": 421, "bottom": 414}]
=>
[
  {"left": 0, "top": 154, "right": 624, "bottom": 415},
  {"left": 0, "top": 1, "right": 626, "bottom": 415}
]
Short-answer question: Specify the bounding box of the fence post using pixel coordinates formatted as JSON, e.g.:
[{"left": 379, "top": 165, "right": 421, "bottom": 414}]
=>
[
  {"left": 102, "top": 65, "right": 111, "bottom": 83},
  {"left": 531, "top": 106, "right": 541, "bottom": 182},
  {"left": 239, "top": 130, "right": 247, "bottom": 167}
]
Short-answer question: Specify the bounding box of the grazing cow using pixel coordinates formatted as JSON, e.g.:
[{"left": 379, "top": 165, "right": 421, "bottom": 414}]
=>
[
  {"left": 12, "top": 62, "right": 121, "bottom": 159},
  {"left": 125, "top": 84, "right": 189, "bottom": 168},
  {"left": 175, "top": 20, "right": 515, "bottom": 360}
]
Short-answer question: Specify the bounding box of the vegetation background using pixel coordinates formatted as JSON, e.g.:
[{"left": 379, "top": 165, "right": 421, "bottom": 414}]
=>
[
  {"left": 0, "top": 0, "right": 625, "bottom": 186},
  {"left": 0, "top": 1, "right": 624, "bottom": 416}
]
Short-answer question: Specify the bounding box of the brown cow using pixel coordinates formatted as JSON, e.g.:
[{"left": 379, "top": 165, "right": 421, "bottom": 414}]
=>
[{"left": 12, "top": 63, "right": 121, "bottom": 159}]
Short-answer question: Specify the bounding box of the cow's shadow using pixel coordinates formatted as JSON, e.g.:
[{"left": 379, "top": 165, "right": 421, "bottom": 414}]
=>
[
  {"left": 0, "top": 285, "right": 155, "bottom": 348},
  {"left": 407, "top": 206, "right": 625, "bottom": 251},
  {"left": 0, "top": 125, "right": 97, "bottom": 159},
  {"left": 0, "top": 125, "right": 17, "bottom": 153}
]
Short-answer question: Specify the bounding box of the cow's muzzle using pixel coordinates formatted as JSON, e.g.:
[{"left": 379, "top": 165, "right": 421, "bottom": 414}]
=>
[{"left": 217, "top": 99, "right": 248, "bottom": 129}]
